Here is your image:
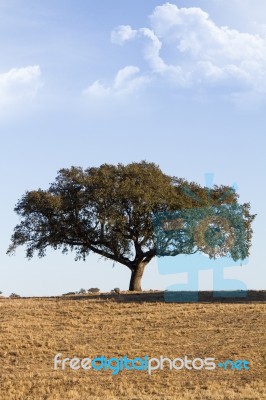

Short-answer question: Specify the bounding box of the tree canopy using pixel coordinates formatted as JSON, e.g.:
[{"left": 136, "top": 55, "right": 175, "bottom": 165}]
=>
[{"left": 7, "top": 161, "right": 256, "bottom": 291}]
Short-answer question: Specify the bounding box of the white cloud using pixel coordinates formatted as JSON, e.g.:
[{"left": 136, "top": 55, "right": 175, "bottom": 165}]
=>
[
  {"left": 83, "top": 80, "right": 110, "bottom": 98},
  {"left": 140, "top": 27, "right": 188, "bottom": 86},
  {"left": 111, "top": 25, "right": 137, "bottom": 45},
  {"left": 83, "top": 66, "right": 150, "bottom": 99},
  {"left": 106, "top": 3, "right": 266, "bottom": 95},
  {"left": 0, "top": 65, "right": 42, "bottom": 108}
]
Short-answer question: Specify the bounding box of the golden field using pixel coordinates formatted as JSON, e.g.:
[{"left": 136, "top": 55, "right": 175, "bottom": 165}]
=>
[{"left": 0, "top": 291, "right": 265, "bottom": 400}]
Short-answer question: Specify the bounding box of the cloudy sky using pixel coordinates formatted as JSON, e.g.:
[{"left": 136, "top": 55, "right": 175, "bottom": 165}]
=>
[{"left": 1, "top": 0, "right": 265, "bottom": 296}]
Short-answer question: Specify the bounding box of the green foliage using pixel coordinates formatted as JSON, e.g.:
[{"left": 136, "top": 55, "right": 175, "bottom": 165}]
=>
[
  {"left": 10, "top": 293, "right": 20, "bottom": 298},
  {"left": 7, "top": 161, "right": 256, "bottom": 290},
  {"left": 62, "top": 292, "right": 76, "bottom": 296},
  {"left": 88, "top": 288, "right": 100, "bottom": 293},
  {"left": 153, "top": 203, "right": 254, "bottom": 261}
]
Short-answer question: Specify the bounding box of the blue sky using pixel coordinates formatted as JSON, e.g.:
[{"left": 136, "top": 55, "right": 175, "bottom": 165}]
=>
[{"left": 0, "top": 0, "right": 265, "bottom": 296}]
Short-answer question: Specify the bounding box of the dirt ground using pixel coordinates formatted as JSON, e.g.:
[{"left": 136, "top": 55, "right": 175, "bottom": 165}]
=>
[{"left": 0, "top": 291, "right": 265, "bottom": 399}]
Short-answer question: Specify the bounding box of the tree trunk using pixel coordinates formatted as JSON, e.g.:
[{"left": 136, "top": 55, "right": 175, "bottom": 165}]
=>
[{"left": 129, "top": 261, "right": 146, "bottom": 291}]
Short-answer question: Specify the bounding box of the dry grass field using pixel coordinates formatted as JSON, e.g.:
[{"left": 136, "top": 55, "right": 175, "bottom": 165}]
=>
[{"left": 0, "top": 291, "right": 265, "bottom": 400}]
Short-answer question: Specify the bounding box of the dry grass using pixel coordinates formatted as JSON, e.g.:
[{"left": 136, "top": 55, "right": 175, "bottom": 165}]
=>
[{"left": 0, "top": 291, "right": 265, "bottom": 400}]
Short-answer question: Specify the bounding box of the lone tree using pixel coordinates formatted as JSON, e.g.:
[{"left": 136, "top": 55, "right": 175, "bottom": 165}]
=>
[{"left": 7, "top": 161, "right": 255, "bottom": 291}]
